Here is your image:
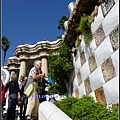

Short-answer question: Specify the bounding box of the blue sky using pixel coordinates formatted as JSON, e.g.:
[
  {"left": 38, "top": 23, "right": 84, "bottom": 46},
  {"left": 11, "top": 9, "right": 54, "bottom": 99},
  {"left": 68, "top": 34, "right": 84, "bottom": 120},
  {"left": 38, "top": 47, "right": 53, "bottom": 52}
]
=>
[{"left": 2, "top": 0, "right": 74, "bottom": 63}]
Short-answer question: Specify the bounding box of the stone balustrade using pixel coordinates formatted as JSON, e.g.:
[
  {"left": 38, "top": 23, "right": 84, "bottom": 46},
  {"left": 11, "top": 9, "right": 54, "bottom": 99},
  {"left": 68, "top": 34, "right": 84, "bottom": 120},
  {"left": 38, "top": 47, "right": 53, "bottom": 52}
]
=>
[{"left": 38, "top": 101, "right": 72, "bottom": 120}]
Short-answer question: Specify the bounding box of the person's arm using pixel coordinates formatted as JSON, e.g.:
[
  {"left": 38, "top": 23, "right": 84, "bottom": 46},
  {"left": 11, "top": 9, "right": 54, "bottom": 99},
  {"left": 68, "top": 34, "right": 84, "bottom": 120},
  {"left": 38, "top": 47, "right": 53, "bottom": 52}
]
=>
[
  {"left": 4, "top": 83, "right": 9, "bottom": 99},
  {"left": 18, "top": 92, "right": 21, "bottom": 101},
  {"left": 32, "top": 72, "right": 45, "bottom": 80},
  {"left": 15, "top": 80, "right": 21, "bottom": 100}
]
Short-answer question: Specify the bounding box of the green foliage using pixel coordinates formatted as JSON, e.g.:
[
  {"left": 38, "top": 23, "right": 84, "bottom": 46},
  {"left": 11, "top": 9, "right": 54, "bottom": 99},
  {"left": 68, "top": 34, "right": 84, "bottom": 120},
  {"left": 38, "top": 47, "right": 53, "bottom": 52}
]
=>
[
  {"left": 58, "top": 16, "right": 69, "bottom": 31},
  {"left": 54, "top": 97, "right": 78, "bottom": 117},
  {"left": 75, "top": 36, "right": 81, "bottom": 47},
  {"left": 47, "top": 84, "right": 60, "bottom": 94},
  {"left": 54, "top": 95, "right": 119, "bottom": 120},
  {"left": 56, "top": 36, "right": 62, "bottom": 39},
  {"left": 1, "top": 36, "right": 10, "bottom": 64},
  {"left": 1, "top": 36, "right": 10, "bottom": 49},
  {"left": 76, "top": 14, "right": 93, "bottom": 46},
  {"left": 48, "top": 41, "right": 73, "bottom": 94}
]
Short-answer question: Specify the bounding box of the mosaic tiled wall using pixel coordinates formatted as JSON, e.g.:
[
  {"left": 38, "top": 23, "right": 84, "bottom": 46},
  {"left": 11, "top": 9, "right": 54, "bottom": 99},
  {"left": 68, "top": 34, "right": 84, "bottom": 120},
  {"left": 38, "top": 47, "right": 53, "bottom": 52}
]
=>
[{"left": 68, "top": 0, "right": 119, "bottom": 107}]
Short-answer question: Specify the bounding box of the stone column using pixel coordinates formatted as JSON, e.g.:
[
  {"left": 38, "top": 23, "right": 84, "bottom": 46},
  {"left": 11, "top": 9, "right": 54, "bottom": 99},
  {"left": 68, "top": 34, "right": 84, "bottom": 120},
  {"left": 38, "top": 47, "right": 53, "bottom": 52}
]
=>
[
  {"left": 41, "top": 57, "right": 48, "bottom": 77},
  {"left": 9, "top": 66, "right": 18, "bottom": 79},
  {"left": 18, "top": 57, "right": 27, "bottom": 80}
]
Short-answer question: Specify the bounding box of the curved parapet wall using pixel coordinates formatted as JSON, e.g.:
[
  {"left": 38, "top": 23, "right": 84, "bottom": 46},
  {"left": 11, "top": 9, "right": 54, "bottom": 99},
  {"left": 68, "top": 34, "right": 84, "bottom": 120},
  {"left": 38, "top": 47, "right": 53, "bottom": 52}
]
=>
[
  {"left": 5, "top": 56, "right": 20, "bottom": 66},
  {"left": 38, "top": 101, "right": 72, "bottom": 120},
  {"left": 5, "top": 56, "right": 20, "bottom": 71},
  {"left": 14, "top": 39, "right": 62, "bottom": 57}
]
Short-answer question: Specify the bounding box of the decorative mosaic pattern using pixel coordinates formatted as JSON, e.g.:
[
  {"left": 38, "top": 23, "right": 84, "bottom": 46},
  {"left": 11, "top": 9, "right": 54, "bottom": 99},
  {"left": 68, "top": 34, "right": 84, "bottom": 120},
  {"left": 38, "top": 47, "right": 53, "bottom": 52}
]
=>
[
  {"left": 101, "top": 0, "right": 115, "bottom": 17},
  {"left": 77, "top": 72, "right": 82, "bottom": 85},
  {"left": 84, "top": 77, "right": 92, "bottom": 94},
  {"left": 95, "top": 86, "right": 107, "bottom": 105},
  {"left": 88, "top": 54, "right": 97, "bottom": 73},
  {"left": 80, "top": 51, "right": 86, "bottom": 66},
  {"left": 109, "top": 26, "right": 119, "bottom": 52},
  {"left": 75, "top": 88, "right": 79, "bottom": 98},
  {"left": 101, "top": 57, "right": 116, "bottom": 82},
  {"left": 112, "top": 102, "right": 119, "bottom": 108},
  {"left": 94, "top": 24, "right": 106, "bottom": 47}
]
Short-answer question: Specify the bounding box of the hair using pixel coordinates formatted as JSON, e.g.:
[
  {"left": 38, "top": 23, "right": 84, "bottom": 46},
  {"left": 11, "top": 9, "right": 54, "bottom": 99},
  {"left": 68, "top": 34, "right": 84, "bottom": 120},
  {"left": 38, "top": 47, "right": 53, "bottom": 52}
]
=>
[
  {"left": 34, "top": 60, "right": 42, "bottom": 67},
  {"left": 11, "top": 74, "right": 17, "bottom": 81},
  {"left": 24, "top": 76, "right": 28, "bottom": 80}
]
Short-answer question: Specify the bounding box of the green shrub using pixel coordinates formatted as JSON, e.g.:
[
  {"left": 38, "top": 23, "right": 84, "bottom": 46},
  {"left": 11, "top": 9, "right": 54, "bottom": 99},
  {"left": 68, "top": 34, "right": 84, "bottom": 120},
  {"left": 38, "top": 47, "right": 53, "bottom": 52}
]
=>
[
  {"left": 47, "top": 84, "right": 60, "bottom": 94},
  {"left": 48, "top": 41, "right": 73, "bottom": 94},
  {"left": 54, "top": 97, "right": 78, "bottom": 117},
  {"left": 76, "top": 14, "right": 93, "bottom": 46},
  {"left": 54, "top": 95, "right": 119, "bottom": 120}
]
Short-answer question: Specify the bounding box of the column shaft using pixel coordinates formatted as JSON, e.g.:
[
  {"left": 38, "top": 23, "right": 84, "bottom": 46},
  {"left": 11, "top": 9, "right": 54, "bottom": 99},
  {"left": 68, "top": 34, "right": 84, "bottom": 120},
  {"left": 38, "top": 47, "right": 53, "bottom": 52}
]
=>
[
  {"left": 18, "top": 61, "right": 26, "bottom": 80},
  {"left": 41, "top": 58, "right": 48, "bottom": 77}
]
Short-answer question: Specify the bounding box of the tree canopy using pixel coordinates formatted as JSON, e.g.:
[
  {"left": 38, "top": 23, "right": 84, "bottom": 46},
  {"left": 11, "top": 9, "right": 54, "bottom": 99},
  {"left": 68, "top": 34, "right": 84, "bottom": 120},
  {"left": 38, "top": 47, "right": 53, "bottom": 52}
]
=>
[
  {"left": 58, "top": 16, "right": 69, "bottom": 31},
  {"left": 1, "top": 36, "right": 10, "bottom": 64}
]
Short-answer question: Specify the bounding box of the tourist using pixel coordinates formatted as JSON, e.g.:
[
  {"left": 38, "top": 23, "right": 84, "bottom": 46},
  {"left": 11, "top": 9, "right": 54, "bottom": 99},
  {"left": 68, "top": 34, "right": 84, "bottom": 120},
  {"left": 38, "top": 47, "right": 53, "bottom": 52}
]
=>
[
  {"left": 24, "top": 60, "right": 45, "bottom": 120},
  {"left": 38, "top": 77, "right": 50, "bottom": 103},
  {"left": 19, "top": 76, "right": 28, "bottom": 120},
  {"left": 4, "top": 74, "right": 21, "bottom": 120}
]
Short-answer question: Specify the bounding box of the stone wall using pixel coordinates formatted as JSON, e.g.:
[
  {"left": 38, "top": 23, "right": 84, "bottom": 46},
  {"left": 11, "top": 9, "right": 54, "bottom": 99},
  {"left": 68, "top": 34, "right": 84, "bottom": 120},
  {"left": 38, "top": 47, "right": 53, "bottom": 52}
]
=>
[{"left": 68, "top": 0, "right": 119, "bottom": 107}]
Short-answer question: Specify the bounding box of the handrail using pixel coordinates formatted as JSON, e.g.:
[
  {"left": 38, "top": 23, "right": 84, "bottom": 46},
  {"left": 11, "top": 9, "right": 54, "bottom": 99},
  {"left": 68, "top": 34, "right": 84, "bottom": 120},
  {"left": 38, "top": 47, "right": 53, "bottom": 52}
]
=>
[{"left": 38, "top": 101, "right": 72, "bottom": 120}]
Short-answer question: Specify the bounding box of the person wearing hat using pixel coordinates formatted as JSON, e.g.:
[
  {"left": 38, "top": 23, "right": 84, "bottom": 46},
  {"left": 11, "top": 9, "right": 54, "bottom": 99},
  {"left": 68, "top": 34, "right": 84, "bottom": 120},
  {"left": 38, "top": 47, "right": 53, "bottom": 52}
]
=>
[{"left": 25, "top": 60, "right": 45, "bottom": 120}]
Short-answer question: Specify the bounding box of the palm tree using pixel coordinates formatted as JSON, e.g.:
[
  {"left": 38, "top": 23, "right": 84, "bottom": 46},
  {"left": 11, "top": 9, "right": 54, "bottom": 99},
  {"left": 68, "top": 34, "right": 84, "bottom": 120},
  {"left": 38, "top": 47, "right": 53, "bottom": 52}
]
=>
[
  {"left": 58, "top": 16, "right": 69, "bottom": 31},
  {"left": 1, "top": 36, "right": 10, "bottom": 64}
]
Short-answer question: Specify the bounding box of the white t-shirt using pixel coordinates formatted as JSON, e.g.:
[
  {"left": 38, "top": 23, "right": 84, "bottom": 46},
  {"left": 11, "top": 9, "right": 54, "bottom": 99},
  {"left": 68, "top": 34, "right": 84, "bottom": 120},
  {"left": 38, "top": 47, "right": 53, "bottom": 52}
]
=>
[{"left": 28, "top": 67, "right": 42, "bottom": 78}]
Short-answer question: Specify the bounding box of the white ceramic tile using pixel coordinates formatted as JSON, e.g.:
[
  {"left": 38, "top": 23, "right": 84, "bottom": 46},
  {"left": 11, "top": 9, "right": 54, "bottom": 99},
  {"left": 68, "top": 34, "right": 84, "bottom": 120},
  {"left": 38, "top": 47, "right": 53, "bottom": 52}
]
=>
[
  {"left": 89, "top": 91, "right": 97, "bottom": 102},
  {"left": 74, "top": 54, "right": 81, "bottom": 74},
  {"left": 89, "top": 39, "right": 97, "bottom": 54},
  {"left": 94, "top": 36, "right": 113, "bottom": 66},
  {"left": 85, "top": 45, "right": 92, "bottom": 60},
  {"left": 78, "top": 82, "right": 86, "bottom": 98},
  {"left": 89, "top": 66, "right": 105, "bottom": 91},
  {"left": 80, "top": 39, "right": 85, "bottom": 52},
  {"left": 102, "top": 1, "right": 119, "bottom": 37},
  {"left": 73, "top": 75, "right": 78, "bottom": 91},
  {"left": 111, "top": 49, "right": 119, "bottom": 75},
  {"left": 103, "top": 76, "right": 119, "bottom": 105},
  {"left": 72, "top": 91, "right": 76, "bottom": 97},
  {"left": 80, "top": 60, "right": 90, "bottom": 81},
  {"left": 114, "top": 0, "right": 118, "bottom": 3},
  {"left": 91, "top": 6, "right": 104, "bottom": 33}
]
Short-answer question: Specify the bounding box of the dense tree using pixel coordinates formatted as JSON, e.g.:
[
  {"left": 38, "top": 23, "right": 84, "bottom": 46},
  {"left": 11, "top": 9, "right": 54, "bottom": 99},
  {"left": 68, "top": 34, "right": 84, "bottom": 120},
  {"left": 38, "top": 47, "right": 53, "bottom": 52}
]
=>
[{"left": 48, "top": 41, "right": 73, "bottom": 94}]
